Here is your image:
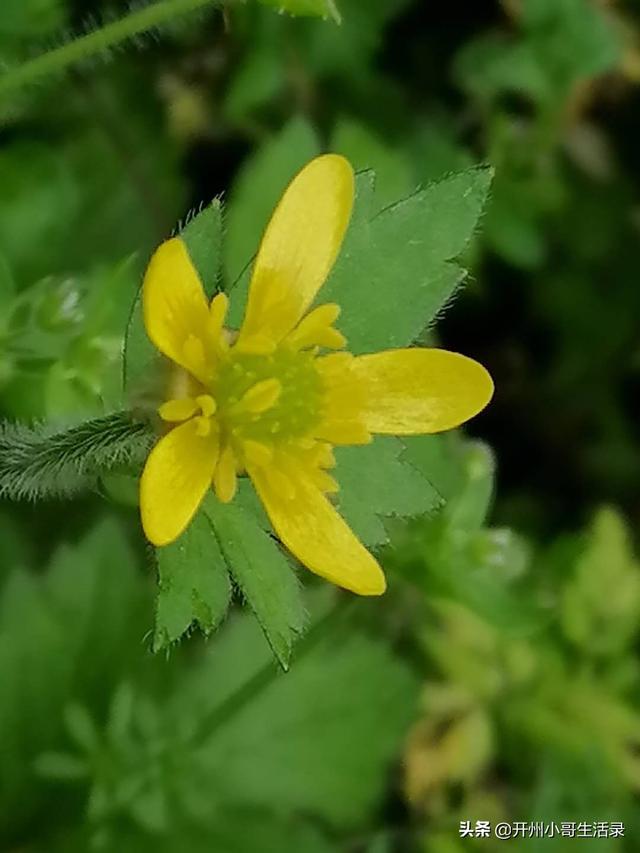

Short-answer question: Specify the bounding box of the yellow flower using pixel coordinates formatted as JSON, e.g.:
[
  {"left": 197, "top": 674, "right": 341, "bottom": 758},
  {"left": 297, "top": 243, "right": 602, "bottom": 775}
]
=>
[{"left": 139, "top": 154, "right": 493, "bottom": 596}]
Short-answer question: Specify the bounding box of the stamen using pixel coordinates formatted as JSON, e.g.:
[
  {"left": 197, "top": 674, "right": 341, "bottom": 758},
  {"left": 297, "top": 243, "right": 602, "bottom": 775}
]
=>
[
  {"left": 313, "top": 327, "right": 347, "bottom": 350},
  {"left": 311, "top": 470, "right": 340, "bottom": 494},
  {"left": 194, "top": 416, "right": 212, "bottom": 438},
  {"left": 295, "top": 304, "right": 341, "bottom": 335},
  {"left": 196, "top": 394, "right": 217, "bottom": 418},
  {"left": 234, "top": 333, "right": 276, "bottom": 356},
  {"left": 314, "top": 443, "right": 337, "bottom": 469},
  {"left": 316, "top": 351, "right": 355, "bottom": 375},
  {"left": 209, "top": 292, "right": 229, "bottom": 331},
  {"left": 158, "top": 397, "right": 198, "bottom": 423},
  {"left": 287, "top": 303, "right": 344, "bottom": 351},
  {"left": 239, "top": 378, "right": 282, "bottom": 414},
  {"left": 214, "top": 444, "right": 237, "bottom": 503}
]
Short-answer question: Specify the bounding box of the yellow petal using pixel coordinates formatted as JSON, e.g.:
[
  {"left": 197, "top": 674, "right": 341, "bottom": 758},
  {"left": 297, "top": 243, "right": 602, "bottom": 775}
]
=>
[
  {"left": 248, "top": 464, "right": 386, "bottom": 596},
  {"left": 243, "top": 439, "right": 273, "bottom": 467},
  {"left": 142, "top": 238, "right": 211, "bottom": 378},
  {"left": 237, "top": 154, "right": 355, "bottom": 347},
  {"left": 351, "top": 348, "right": 494, "bottom": 435},
  {"left": 314, "top": 420, "right": 372, "bottom": 446},
  {"left": 140, "top": 419, "right": 219, "bottom": 546}
]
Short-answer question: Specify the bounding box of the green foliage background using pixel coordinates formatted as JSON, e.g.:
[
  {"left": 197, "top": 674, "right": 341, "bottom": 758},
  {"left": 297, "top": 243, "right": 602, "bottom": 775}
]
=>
[{"left": 1, "top": 0, "right": 640, "bottom": 851}]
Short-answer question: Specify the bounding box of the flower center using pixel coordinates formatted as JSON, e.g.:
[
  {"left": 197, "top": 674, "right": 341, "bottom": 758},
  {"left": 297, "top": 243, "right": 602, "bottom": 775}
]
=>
[
  {"left": 156, "top": 295, "right": 356, "bottom": 503},
  {"left": 213, "top": 348, "right": 323, "bottom": 446}
]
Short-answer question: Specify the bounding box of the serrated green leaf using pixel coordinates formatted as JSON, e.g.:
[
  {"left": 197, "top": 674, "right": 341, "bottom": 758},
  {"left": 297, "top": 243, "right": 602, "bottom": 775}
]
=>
[
  {"left": 257, "top": 0, "right": 341, "bottom": 23},
  {"left": 224, "top": 117, "right": 320, "bottom": 325},
  {"left": 123, "top": 199, "right": 223, "bottom": 396},
  {"left": 400, "top": 433, "right": 466, "bottom": 503},
  {"left": 335, "top": 436, "right": 442, "bottom": 547},
  {"left": 153, "top": 510, "right": 232, "bottom": 653},
  {"left": 321, "top": 166, "right": 493, "bottom": 353},
  {"left": 204, "top": 496, "right": 305, "bottom": 669},
  {"left": 225, "top": 49, "right": 286, "bottom": 122},
  {"left": 181, "top": 199, "right": 224, "bottom": 298}
]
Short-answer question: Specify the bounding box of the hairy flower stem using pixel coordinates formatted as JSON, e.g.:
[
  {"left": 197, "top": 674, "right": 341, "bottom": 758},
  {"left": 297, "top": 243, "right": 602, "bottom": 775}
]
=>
[
  {"left": 0, "top": 0, "right": 223, "bottom": 97},
  {"left": 191, "top": 597, "right": 355, "bottom": 745},
  {"left": 0, "top": 413, "right": 153, "bottom": 500}
]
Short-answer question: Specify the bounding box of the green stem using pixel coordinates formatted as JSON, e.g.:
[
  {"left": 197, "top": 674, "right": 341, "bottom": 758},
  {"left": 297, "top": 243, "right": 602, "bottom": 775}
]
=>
[
  {"left": 0, "top": 0, "right": 222, "bottom": 98},
  {"left": 191, "top": 597, "right": 354, "bottom": 745}
]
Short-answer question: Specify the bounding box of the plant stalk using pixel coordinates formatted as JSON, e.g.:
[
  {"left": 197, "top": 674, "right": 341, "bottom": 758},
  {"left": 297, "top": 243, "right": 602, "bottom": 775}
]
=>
[
  {"left": 191, "top": 597, "right": 355, "bottom": 745},
  {"left": 0, "top": 0, "right": 222, "bottom": 97}
]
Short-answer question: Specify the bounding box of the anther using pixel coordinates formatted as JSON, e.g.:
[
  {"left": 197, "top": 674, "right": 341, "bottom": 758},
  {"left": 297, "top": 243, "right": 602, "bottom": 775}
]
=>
[
  {"left": 194, "top": 416, "right": 212, "bottom": 438},
  {"left": 214, "top": 444, "right": 237, "bottom": 503},
  {"left": 159, "top": 398, "right": 198, "bottom": 423},
  {"left": 196, "top": 394, "right": 217, "bottom": 418},
  {"left": 238, "top": 378, "right": 282, "bottom": 414}
]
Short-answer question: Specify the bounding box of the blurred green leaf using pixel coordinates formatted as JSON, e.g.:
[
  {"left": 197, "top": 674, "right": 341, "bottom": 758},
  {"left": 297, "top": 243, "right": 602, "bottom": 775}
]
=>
[
  {"left": 299, "top": 0, "right": 412, "bottom": 75},
  {"left": 225, "top": 48, "right": 285, "bottom": 122},
  {"left": 454, "top": 34, "right": 552, "bottom": 104},
  {"left": 64, "top": 703, "right": 100, "bottom": 753},
  {"left": 443, "top": 442, "right": 495, "bottom": 534},
  {"left": 0, "top": 0, "right": 64, "bottom": 42},
  {"left": 34, "top": 751, "right": 89, "bottom": 781},
  {"left": 258, "top": 0, "right": 341, "bottom": 24},
  {"left": 522, "top": 0, "right": 621, "bottom": 84},
  {"left": 42, "top": 519, "right": 152, "bottom": 695},
  {"left": 190, "top": 602, "right": 419, "bottom": 826},
  {"left": 97, "top": 812, "right": 337, "bottom": 853},
  {"left": 562, "top": 508, "right": 640, "bottom": 658},
  {"left": 0, "top": 253, "right": 16, "bottom": 314},
  {"left": 0, "top": 143, "right": 79, "bottom": 286},
  {"left": 455, "top": 0, "right": 621, "bottom": 105},
  {"left": 0, "top": 518, "right": 149, "bottom": 838}
]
